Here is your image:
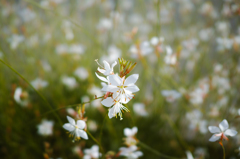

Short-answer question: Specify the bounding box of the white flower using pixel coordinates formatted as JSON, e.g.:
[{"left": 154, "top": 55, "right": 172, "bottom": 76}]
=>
[
  {"left": 119, "top": 145, "right": 143, "bottom": 159},
  {"left": 74, "top": 67, "right": 89, "bottom": 80},
  {"left": 63, "top": 116, "right": 88, "bottom": 141},
  {"left": 14, "top": 87, "right": 29, "bottom": 107},
  {"left": 133, "top": 103, "right": 148, "bottom": 116},
  {"left": 186, "top": 151, "right": 194, "bottom": 159},
  {"left": 83, "top": 145, "right": 101, "bottom": 159},
  {"left": 161, "top": 90, "right": 181, "bottom": 103},
  {"left": 208, "top": 119, "right": 237, "bottom": 142},
  {"left": 101, "top": 97, "right": 129, "bottom": 120},
  {"left": 124, "top": 127, "right": 138, "bottom": 146},
  {"left": 97, "top": 60, "right": 117, "bottom": 76},
  {"left": 31, "top": 78, "right": 48, "bottom": 90},
  {"left": 124, "top": 127, "right": 138, "bottom": 137},
  {"left": 61, "top": 76, "right": 77, "bottom": 90},
  {"left": 37, "top": 119, "right": 54, "bottom": 136},
  {"left": 101, "top": 74, "right": 139, "bottom": 104}
]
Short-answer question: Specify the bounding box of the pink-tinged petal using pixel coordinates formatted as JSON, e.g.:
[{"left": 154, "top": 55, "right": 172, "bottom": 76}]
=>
[
  {"left": 97, "top": 67, "right": 105, "bottom": 74},
  {"left": 103, "top": 60, "right": 111, "bottom": 70},
  {"left": 124, "top": 74, "right": 139, "bottom": 86},
  {"left": 95, "top": 73, "right": 108, "bottom": 83},
  {"left": 63, "top": 123, "right": 75, "bottom": 131},
  {"left": 101, "top": 85, "right": 118, "bottom": 92},
  {"left": 77, "top": 120, "right": 86, "bottom": 129},
  {"left": 111, "top": 61, "right": 117, "bottom": 69},
  {"left": 209, "top": 134, "right": 221, "bottom": 142},
  {"left": 219, "top": 119, "right": 229, "bottom": 132},
  {"left": 224, "top": 129, "right": 238, "bottom": 136},
  {"left": 109, "top": 75, "right": 122, "bottom": 86},
  {"left": 208, "top": 126, "right": 221, "bottom": 133},
  {"left": 101, "top": 97, "right": 114, "bottom": 107},
  {"left": 125, "top": 85, "right": 140, "bottom": 93},
  {"left": 67, "top": 116, "right": 75, "bottom": 125}
]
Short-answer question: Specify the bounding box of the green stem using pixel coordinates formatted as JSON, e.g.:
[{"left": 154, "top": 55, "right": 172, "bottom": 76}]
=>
[
  {"left": 40, "top": 96, "right": 103, "bottom": 117},
  {"left": 86, "top": 130, "right": 104, "bottom": 159},
  {"left": 138, "top": 141, "right": 185, "bottom": 159},
  {"left": 0, "top": 59, "right": 63, "bottom": 125},
  {"left": 221, "top": 143, "right": 226, "bottom": 159}
]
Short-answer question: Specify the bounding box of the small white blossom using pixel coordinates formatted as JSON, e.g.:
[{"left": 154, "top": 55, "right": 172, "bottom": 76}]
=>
[
  {"left": 14, "top": 87, "right": 29, "bottom": 107},
  {"left": 74, "top": 67, "right": 89, "bottom": 80},
  {"left": 133, "top": 103, "right": 148, "bottom": 116},
  {"left": 208, "top": 119, "right": 237, "bottom": 142},
  {"left": 97, "top": 60, "right": 117, "bottom": 76},
  {"left": 83, "top": 145, "right": 101, "bottom": 159},
  {"left": 119, "top": 145, "right": 143, "bottom": 159},
  {"left": 161, "top": 90, "right": 181, "bottom": 103},
  {"left": 31, "top": 78, "right": 48, "bottom": 90},
  {"left": 63, "top": 116, "right": 88, "bottom": 141},
  {"left": 37, "top": 119, "right": 54, "bottom": 136}
]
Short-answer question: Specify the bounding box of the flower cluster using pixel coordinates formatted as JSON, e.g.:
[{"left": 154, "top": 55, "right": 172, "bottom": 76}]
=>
[
  {"left": 119, "top": 127, "right": 143, "bottom": 159},
  {"left": 96, "top": 58, "right": 140, "bottom": 120}
]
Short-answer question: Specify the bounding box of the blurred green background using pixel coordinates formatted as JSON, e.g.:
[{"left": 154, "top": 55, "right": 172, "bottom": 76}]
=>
[{"left": 1, "top": 0, "right": 240, "bottom": 158}]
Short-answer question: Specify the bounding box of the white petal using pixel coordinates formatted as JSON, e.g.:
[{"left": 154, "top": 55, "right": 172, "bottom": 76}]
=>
[
  {"left": 209, "top": 134, "right": 221, "bottom": 142},
  {"left": 101, "top": 97, "right": 114, "bottom": 107},
  {"left": 97, "top": 67, "right": 105, "bottom": 74},
  {"left": 208, "top": 126, "right": 221, "bottom": 133},
  {"left": 101, "top": 85, "right": 119, "bottom": 92},
  {"left": 63, "top": 123, "right": 75, "bottom": 131},
  {"left": 76, "top": 129, "right": 88, "bottom": 140},
  {"left": 109, "top": 75, "right": 122, "bottom": 86},
  {"left": 67, "top": 116, "right": 75, "bottom": 125},
  {"left": 111, "top": 61, "right": 117, "bottom": 69},
  {"left": 125, "top": 85, "right": 140, "bottom": 93},
  {"left": 124, "top": 74, "right": 139, "bottom": 86},
  {"left": 103, "top": 60, "right": 111, "bottom": 70},
  {"left": 219, "top": 119, "right": 229, "bottom": 132},
  {"left": 95, "top": 73, "right": 108, "bottom": 83},
  {"left": 132, "top": 127, "right": 138, "bottom": 134},
  {"left": 108, "top": 107, "right": 115, "bottom": 119},
  {"left": 224, "top": 129, "right": 238, "bottom": 136},
  {"left": 77, "top": 120, "right": 86, "bottom": 129},
  {"left": 134, "top": 151, "right": 143, "bottom": 157},
  {"left": 124, "top": 128, "right": 132, "bottom": 136}
]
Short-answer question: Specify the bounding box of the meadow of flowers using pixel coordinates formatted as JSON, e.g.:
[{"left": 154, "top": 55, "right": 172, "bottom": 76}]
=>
[{"left": 1, "top": 0, "right": 240, "bottom": 158}]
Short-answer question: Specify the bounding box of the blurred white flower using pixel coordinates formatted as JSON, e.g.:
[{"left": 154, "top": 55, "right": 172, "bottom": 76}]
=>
[
  {"left": 74, "top": 67, "right": 89, "bottom": 80},
  {"left": 66, "top": 108, "right": 78, "bottom": 117},
  {"left": 133, "top": 103, "right": 148, "bottom": 116},
  {"left": 208, "top": 119, "right": 237, "bottom": 142},
  {"left": 97, "top": 18, "right": 112, "bottom": 31},
  {"left": 83, "top": 145, "right": 101, "bottom": 159},
  {"left": 150, "top": 36, "right": 164, "bottom": 46},
  {"left": 19, "top": 8, "right": 36, "bottom": 22},
  {"left": 161, "top": 90, "right": 181, "bottom": 103},
  {"left": 164, "top": 46, "right": 177, "bottom": 65},
  {"left": 37, "top": 119, "right": 54, "bottom": 136},
  {"left": 62, "top": 20, "right": 74, "bottom": 40},
  {"left": 123, "top": 127, "right": 138, "bottom": 146},
  {"left": 186, "top": 151, "right": 194, "bottom": 159},
  {"left": 14, "top": 87, "right": 29, "bottom": 107},
  {"left": 87, "top": 120, "right": 98, "bottom": 132},
  {"left": 40, "top": 60, "right": 52, "bottom": 72},
  {"left": 62, "top": 76, "right": 77, "bottom": 90},
  {"left": 63, "top": 116, "right": 88, "bottom": 140},
  {"left": 31, "top": 78, "right": 48, "bottom": 90},
  {"left": 119, "top": 145, "right": 143, "bottom": 159},
  {"left": 8, "top": 34, "right": 24, "bottom": 50},
  {"left": 129, "top": 41, "right": 153, "bottom": 58},
  {"left": 88, "top": 85, "right": 103, "bottom": 97}
]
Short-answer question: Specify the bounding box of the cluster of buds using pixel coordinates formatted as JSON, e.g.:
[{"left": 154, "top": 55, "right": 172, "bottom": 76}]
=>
[
  {"left": 118, "top": 58, "right": 137, "bottom": 77},
  {"left": 95, "top": 58, "right": 139, "bottom": 120}
]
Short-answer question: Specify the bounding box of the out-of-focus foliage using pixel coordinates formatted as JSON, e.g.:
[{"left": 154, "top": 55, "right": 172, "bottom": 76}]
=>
[{"left": 1, "top": 0, "right": 240, "bottom": 158}]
